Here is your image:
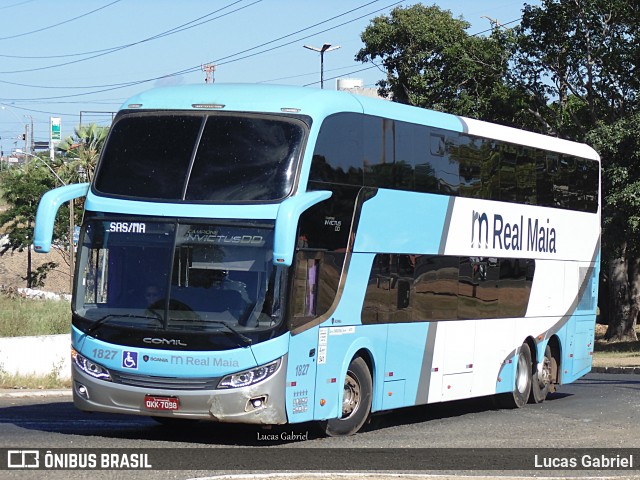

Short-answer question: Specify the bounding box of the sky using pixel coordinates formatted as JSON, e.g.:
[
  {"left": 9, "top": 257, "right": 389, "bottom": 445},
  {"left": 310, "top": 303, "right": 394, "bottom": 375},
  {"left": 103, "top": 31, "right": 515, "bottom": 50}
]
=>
[{"left": 0, "top": 0, "right": 540, "bottom": 153}]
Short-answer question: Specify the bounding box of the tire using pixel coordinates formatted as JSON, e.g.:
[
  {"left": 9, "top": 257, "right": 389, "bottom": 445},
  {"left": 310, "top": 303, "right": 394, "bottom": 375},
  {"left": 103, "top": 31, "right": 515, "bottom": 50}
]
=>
[
  {"left": 497, "top": 343, "right": 532, "bottom": 409},
  {"left": 530, "top": 345, "right": 552, "bottom": 404},
  {"left": 320, "top": 356, "right": 372, "bottom": 437}
]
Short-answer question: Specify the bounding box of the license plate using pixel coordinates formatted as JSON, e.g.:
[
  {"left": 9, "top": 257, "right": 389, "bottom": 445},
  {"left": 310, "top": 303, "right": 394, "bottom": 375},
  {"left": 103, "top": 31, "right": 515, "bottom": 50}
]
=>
[{"left": 144, "top": 395, "right": 179, "bottom": 411}]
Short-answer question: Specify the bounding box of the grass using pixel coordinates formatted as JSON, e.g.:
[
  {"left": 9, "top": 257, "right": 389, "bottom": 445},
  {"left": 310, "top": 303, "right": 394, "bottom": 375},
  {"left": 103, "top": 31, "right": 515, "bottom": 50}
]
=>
[
  {"left": 0, "top": 293, "right": 70, "bottom": 337},
  {"left": 0, "top": 293, "right": 71, "bottom": 389},
  {"left": 0, "top": 363, "right": 72, "bottom": 390}
]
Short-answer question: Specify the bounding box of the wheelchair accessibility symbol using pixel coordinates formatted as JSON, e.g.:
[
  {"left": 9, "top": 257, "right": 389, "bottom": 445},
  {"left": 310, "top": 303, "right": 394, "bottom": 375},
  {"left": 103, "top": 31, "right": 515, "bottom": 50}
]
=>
[{"left": 122, "top": 351, "right": 138, "bottom": 369}]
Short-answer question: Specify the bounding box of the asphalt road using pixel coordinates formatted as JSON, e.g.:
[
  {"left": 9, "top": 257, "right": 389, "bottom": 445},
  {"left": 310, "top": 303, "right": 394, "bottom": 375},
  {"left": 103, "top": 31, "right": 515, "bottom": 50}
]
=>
[{"left": 0, "top": 372, "right": 639, "bottom": 479}]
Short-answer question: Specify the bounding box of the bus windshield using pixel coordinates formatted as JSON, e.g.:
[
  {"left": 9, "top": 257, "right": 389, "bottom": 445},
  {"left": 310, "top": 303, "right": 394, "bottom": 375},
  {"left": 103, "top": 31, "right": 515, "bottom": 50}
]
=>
[
  {"left": 74, "top": 219, "right": 284, "bottom": 336},
  {"left": 93, "top": 113, "right": 306, "bottom": 202}
]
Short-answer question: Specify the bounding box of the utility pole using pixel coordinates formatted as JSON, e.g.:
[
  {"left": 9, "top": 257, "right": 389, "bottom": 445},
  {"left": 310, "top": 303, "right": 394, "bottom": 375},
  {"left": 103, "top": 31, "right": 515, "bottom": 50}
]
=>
[
  {"left": 202, "top": 63, "right": 216, "bottom": 84},
  {"left": 24, "top": 125, "right": 28, "bottom": 163}
]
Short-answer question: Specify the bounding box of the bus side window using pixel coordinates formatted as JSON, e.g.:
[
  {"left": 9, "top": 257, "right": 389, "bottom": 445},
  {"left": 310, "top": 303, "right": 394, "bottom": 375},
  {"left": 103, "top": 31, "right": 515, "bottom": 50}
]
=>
[
  {"left": 288, "top": 250, "right": 343, "bottom": 330},
  {"left": 291, "top": 253, "right": 319, "bottom": 318},
  {"left": 310, "top": 112, "right": 363, "bottom": 185},
  {"left": 430, "top": 131, "right": 459, "bottom": 195},
  {"left": 456, "top": 135, "right": 483, "bottom": 199}
]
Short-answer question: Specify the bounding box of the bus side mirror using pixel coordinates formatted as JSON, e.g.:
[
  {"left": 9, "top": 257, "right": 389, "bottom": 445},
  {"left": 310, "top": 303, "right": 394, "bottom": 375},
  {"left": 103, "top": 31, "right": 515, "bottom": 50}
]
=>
[
  {"left": 34, "top": 183, "right": 90, "bottom": 253},
  {"left": 273, "top": 190, "right": 332, "bottom": 266}
]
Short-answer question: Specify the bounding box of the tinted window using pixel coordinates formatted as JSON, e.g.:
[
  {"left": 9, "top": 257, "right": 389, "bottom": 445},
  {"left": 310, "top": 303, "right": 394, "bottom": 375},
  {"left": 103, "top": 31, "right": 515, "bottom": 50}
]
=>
[
  {"left": 186, "top": 116, "right": 304, "bottom": 201},
  {"left": 95, "top": 115, "right": 202, "bottom": 199},
  {"left": 309, "top": 112, "right": 598, "bottom": 213},
  {"left": 362, "top": 253, "right": 535, "bottom": 324},
  {"left": 95, "top": 113, "right": 306, "bottom": 202},
  {"left": 310, "top": 113, "right": 363, "bottom": 185}
]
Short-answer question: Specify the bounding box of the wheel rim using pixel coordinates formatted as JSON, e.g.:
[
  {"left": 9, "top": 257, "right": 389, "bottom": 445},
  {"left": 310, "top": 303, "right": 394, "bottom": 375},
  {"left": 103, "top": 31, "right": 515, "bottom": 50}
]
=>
[
  {"left": 516, "top": 352, "right": 529, "bottom": 394},
  {"left": 341, "top": 370, "right": 361, "bottom": 418},
  {"left": 537, "top": 355, "right": 552, "bottom": 389}
]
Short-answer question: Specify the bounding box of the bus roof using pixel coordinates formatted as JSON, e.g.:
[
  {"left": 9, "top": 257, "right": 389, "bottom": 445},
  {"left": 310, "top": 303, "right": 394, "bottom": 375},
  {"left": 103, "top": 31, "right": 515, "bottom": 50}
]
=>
[{"left": 122, "top": 83, "right": 599, "bottom": 161}]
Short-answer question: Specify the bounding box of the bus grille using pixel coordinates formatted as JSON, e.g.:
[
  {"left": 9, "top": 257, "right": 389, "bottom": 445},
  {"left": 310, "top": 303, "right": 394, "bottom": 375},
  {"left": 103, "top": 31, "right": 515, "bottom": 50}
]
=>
[{"left": 109, "top": 370, "right": 220, "bottom": 390}]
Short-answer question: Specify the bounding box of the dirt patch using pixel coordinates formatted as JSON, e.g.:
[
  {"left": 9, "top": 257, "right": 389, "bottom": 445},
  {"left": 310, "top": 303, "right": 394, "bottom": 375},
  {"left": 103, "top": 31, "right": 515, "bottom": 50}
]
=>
[
  {"left": 0, "top": 247, "right": 71, "bottom": 294},
  {"left": 593, "top": 322, "right": 640, "bottom": 368}
]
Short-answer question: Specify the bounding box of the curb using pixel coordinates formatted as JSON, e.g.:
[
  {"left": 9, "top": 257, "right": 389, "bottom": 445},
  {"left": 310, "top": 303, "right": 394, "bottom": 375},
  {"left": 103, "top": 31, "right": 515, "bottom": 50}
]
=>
[
  {"left": 591, "top": 366, "right": 640, "bottom": 374},
  {"left": 0, "top": 389, "right": 71, "bottom": 398}
]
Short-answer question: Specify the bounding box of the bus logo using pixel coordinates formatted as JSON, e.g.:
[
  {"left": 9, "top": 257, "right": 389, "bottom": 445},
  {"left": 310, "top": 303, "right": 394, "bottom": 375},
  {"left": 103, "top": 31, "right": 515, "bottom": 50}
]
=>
[{"left": 471, "top": 210, "right": 489, "bottom": 248}]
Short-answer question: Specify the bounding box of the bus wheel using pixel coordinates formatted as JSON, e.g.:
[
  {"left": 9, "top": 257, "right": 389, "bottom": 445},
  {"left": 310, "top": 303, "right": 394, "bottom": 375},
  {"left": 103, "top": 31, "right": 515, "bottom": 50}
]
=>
[
  {"left": 321, "top": 356, "right": 372, "bottom": 436},
  {"left": 530, "top": 345, "right": 552, "bottom": 404},
  {"left": 498, "top": 343, "right": 532, "bottom": 409}
]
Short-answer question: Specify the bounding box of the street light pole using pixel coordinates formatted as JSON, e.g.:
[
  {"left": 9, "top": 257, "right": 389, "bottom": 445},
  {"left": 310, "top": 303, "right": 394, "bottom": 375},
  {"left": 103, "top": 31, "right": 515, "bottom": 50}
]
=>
[{"left": 303, "top": 43, "right": 340, "bottom": 89}]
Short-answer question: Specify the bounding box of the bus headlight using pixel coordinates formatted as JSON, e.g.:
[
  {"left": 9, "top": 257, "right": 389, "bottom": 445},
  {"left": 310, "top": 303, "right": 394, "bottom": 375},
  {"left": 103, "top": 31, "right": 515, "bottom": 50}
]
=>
[
  {"left": 71, "top": 348, "right": 112, "bottom": 381},
  {"left": 217, "top": 359, "right": 280, "bottom": 389}
]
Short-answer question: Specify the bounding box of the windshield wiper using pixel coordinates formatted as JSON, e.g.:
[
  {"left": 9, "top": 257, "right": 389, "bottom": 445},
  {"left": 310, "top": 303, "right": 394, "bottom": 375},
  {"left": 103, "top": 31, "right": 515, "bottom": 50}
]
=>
[
  {"left": 204, "top": 321, "right": 252, "bottom": 347},
  {"left": 85, "top": 313, "right": 163, "bottom": 335}
]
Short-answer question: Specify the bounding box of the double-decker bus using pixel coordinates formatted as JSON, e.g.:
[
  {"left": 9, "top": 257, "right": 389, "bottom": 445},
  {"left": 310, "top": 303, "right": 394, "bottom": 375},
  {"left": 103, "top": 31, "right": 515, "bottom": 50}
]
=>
[{"left": 35, "top": 84, "right": 600, "bottom": 436}]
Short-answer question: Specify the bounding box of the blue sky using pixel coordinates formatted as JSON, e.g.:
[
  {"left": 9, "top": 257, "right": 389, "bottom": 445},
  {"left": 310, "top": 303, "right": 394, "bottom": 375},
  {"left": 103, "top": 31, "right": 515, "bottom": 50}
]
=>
[{"left": 0, "top": 0, "right": 539, "bottom": 150}]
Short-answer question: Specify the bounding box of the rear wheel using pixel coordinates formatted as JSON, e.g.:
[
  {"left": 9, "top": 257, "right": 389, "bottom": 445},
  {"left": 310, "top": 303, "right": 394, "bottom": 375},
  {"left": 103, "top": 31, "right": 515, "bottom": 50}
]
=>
[
  {"left": 530, "top": 345, "right": 552, "bottom": 404},
  {"left": 320, "top": 356, "right": 372, "bottom": 437},
  {"left": 498, "top": 343, "right": 532, "bottom": 409}
]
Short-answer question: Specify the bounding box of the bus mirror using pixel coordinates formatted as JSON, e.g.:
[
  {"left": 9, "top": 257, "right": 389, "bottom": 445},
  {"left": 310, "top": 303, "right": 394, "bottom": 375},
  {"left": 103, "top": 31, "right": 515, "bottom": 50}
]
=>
[
  {"left": 273, "top": 190, "right": 332, "bottom": 266},
  {"left": 34, "top": 183, "right": 90, "bottom": 253}
]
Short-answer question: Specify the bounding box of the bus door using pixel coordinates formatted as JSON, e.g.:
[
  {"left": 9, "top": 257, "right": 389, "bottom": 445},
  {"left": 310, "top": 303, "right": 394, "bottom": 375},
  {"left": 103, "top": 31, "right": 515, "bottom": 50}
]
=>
[{"left": 284, "top": 251, "right": 323, "bottom": 423}]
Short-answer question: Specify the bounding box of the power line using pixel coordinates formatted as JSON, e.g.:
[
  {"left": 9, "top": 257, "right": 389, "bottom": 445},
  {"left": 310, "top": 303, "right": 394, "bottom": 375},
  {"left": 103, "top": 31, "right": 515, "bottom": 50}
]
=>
[
  {"left": 0, "top": 0, "right": 248, "bottom": 61},
  {"left": 0, "top": 0, "right": 121, "bottom": 41},
  {"left": 0, "top": 0, "right": 38, "bottom": 11},
  {"left": 0, "top": 1, "right": 260, "bottom": 75},
  {"left": 0, "top": 0, "right": 400, "bottom": 100}
]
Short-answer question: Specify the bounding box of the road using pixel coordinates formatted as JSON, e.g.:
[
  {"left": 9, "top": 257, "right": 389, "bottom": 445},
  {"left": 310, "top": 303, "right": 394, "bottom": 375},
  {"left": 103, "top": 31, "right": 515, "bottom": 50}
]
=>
[{"left": 0, "top": 372, "right": 639, "bottom": 479}]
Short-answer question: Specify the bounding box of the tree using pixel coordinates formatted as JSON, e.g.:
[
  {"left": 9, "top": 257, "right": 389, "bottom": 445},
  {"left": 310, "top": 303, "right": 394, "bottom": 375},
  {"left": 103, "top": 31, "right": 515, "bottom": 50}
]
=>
[
  {"left": 512, "top": 0, "right": 640, "bottom": 340},
  {"left": 355, "top": 4, "right": 528, "bottom": 126},
  {"left": 57, "top": 123, "right": 109, "bottom": 183},
  {"left": 586, "top": 114, "right": 640, "bottom": 340},
  {"left": 0, "top": 162, "right": 59, "bottom": 288},
  {"left": 0, "top": 123, "right": 109, "bottom": 291},
  {"left": 512, "top": 0, "right": 639, "bottom": 140}
]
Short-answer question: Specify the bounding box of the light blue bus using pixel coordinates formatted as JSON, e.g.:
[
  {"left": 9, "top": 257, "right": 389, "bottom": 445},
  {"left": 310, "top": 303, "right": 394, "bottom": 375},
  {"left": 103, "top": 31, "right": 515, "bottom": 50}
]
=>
[{"left": 35, "top": 84, "right": 600, "bottom": 436}]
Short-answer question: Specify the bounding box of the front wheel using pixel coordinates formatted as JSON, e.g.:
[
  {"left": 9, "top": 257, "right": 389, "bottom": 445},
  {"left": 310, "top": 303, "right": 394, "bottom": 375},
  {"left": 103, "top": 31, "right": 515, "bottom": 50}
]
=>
[{"left": 320, "top": 356, "right": 372, "bottom": 437}]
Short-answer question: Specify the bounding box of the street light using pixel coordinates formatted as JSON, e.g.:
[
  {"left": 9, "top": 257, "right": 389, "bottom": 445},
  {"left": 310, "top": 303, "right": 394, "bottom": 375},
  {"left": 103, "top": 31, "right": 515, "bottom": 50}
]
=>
[{"left": 303, "top": 43, "right": 340, "bottom": 89}]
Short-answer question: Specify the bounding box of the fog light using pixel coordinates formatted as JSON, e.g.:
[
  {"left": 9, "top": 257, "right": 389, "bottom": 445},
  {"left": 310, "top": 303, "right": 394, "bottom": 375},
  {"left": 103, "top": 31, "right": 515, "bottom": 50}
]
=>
[
  {"left": 246, "top": 395, "right": 268, "bottom": 411},
  {"left": 75, "top": 382, "right": 89, "bottom": 400}
]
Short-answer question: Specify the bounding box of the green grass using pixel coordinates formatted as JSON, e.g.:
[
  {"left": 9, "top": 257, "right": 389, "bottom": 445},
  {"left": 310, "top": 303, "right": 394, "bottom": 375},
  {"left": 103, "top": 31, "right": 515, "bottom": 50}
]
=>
[{"left": 0, "top": 294, "right": 70, "bottom": 337}]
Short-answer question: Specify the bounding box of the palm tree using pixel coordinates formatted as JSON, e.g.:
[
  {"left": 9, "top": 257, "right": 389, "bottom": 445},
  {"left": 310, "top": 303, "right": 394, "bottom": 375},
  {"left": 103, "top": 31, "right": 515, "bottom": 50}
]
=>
[{"left": 57, "top": 123, "right": 109, "bottom": 183}]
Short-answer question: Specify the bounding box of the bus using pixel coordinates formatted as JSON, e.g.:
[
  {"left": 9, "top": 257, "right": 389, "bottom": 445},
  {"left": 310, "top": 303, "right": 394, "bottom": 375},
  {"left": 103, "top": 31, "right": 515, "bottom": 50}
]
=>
[{"left": 34, "top": 84, "right": 600, "bottom": 436}]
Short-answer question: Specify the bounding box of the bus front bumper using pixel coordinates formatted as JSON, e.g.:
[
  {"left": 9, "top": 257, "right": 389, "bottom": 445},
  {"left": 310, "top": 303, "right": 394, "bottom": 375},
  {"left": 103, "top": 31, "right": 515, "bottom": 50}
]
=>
[{"left": 71, "top": 356, "right": 288, "bottom": 425}]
